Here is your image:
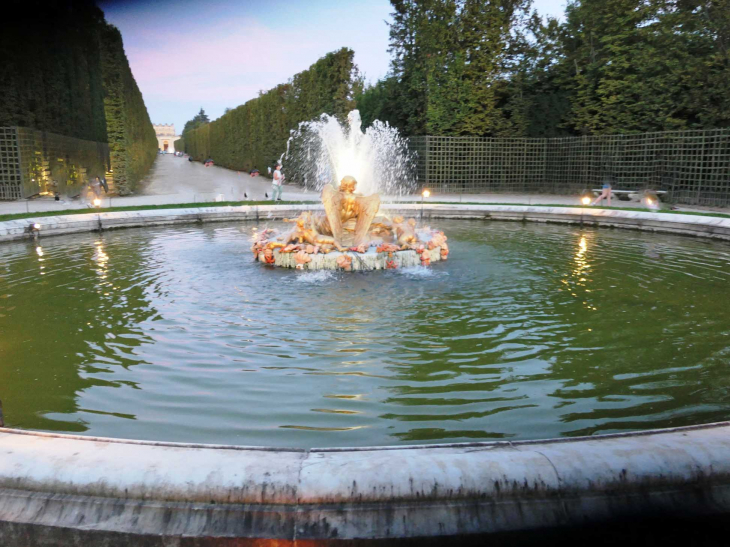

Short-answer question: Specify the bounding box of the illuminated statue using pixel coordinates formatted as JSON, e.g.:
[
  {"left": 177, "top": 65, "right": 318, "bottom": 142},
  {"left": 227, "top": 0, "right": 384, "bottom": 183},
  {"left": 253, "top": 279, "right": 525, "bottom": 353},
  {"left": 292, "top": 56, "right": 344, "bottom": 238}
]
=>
[
  {"left": 392, "top": 216, "right": 419, "bottom": 247},
  {"left": 281, "top": 212, "right": 336, "bottom": 247},
  {"left": 320, "top": 176, "right": 381, "bottom": 248},
  {"left": 253, "top": 174, "right": 449, "bottom": 270}
]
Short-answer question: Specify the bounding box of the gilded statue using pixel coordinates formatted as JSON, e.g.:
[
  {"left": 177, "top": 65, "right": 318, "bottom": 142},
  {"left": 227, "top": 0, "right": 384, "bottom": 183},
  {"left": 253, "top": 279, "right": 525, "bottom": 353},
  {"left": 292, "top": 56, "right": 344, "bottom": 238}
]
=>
[
  {"left": 278, "top": 177, "right": 381, "bottom": 251},
  {"left": 281, "top": 212, "right": 336, "bottom": 247},
  {"left": 320, "top": 176, "right": 381, "bottom": 248},
  {"left": 392, "top": 216, "right": 419, "bottom": 247},
  {"left": 252, "top": 174, "right": 450, "bottom": 270}
]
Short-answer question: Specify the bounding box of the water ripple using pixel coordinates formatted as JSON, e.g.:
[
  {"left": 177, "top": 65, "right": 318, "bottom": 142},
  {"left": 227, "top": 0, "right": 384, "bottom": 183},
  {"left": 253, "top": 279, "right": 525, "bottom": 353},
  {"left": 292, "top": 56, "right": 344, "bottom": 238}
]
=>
[{"left": 0, "top": 220, "right": 729, "bottom": 447}]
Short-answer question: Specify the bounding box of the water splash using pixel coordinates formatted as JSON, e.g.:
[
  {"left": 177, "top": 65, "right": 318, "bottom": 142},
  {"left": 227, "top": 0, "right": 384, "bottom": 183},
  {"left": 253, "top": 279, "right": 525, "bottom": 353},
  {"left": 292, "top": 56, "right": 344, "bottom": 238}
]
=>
[
  {"left": 294, "top": 270, "right": 336, "bottom": 284},
  {"left": 396, "top": 266, "right": 448, "bottom": 278},
  {"left": 282, "top": 110, "right": 417, "bottom": 197}
]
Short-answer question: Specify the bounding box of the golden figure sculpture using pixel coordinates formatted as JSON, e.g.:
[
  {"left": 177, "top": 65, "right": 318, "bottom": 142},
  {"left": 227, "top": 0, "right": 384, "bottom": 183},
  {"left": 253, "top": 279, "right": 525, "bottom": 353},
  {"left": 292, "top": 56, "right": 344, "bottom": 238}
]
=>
[
  {"left": 253, "top": 174, "right": 449, "bottom": 270},
  {"left": 320, "top": 176, "right": 381, "bottom": 248},
  {"left": 392, "top": 216, "right": 419, "bottom": 247},
  {"left": 281, "top": 212, "right": 336, "bottom": 247}
]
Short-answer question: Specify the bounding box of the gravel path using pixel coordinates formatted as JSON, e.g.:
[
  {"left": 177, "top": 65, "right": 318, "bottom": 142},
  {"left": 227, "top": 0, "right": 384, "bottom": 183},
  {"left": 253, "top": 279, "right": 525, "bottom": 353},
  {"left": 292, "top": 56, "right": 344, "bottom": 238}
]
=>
[{"left": 139, "top": 154, "right": 309, "bottom": 201}]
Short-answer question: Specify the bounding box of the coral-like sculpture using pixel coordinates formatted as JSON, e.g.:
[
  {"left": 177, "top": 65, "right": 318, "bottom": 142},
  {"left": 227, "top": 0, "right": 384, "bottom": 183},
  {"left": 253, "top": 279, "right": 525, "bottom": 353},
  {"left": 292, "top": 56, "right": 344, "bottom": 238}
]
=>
[
  {"left": 294, "top": 251, "right": 312, "bottom": 270},
  {"left": 336, "top": 254, "right": 353, "bottom": 271}
]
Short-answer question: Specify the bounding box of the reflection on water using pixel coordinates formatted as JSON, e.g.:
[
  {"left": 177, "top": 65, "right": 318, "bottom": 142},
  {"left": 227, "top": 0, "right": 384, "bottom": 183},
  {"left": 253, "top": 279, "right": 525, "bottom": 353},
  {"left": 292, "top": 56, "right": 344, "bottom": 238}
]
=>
[{"left": 0, "top": 220, "right": 729, "bottom": 448}]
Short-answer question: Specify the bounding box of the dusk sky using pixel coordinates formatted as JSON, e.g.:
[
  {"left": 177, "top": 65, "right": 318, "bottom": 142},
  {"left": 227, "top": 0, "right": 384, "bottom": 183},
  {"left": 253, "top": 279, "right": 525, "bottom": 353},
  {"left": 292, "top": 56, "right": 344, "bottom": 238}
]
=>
[{"left": 99, "top": 0, "right": 568, "bottom": 135}]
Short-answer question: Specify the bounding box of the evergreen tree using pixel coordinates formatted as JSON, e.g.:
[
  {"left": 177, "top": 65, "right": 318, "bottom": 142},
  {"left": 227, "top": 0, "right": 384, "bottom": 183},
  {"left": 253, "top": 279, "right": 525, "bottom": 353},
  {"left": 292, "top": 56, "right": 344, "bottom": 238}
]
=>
[
  {"left": 561, "top": 0, "right": 730, "bottom": 134},
  {"left": 183, "top": 108, "right": 211, "bottom": 135},
  {"left": 360, "top": 0, "right": 730, "bottom": 137},
  {"left": 443, "top": 0, "right": 531, "bottom": 136}
]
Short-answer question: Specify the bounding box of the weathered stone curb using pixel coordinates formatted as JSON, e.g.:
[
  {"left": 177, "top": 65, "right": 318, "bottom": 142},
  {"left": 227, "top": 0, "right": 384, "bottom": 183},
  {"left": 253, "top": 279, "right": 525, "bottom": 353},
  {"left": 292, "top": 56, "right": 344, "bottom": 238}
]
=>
[
  {"left": 1, "top": 203, "right": 730, "bottom": 242},
  {"left": 0, "top": 422, "right": 729, "bottom": 544}
]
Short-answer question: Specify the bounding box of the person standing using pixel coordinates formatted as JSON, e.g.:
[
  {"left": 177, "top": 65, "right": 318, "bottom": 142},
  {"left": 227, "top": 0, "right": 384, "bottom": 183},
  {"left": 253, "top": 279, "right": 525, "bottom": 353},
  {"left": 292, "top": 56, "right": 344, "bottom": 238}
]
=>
[{"left": 272, "top": 163, "right": 284, "bottom": 201}]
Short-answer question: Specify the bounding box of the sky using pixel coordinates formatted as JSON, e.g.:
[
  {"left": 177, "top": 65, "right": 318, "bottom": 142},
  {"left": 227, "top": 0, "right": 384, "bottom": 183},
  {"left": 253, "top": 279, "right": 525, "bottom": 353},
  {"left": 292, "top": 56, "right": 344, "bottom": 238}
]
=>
[{"left": 99, "top": 0, "right": 568, "bottom": 135}]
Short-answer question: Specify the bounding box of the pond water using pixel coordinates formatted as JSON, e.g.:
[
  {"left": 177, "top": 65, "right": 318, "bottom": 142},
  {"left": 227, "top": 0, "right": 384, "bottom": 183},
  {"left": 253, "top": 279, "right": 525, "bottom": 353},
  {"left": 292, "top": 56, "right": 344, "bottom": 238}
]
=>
[{"left": 1, "top": 220, "right": 729, "bottom": 447}]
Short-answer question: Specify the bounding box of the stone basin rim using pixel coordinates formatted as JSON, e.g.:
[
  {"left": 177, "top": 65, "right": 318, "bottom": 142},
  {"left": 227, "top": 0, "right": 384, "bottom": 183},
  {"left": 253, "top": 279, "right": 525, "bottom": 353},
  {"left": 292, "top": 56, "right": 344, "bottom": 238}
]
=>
[
  {"left": 1, "top": 420, "right": 729, "bottom": 543},
  {"left": 2, "top": 419, "right": 728, "bottom": 451},
  {"left": 2, "top": 203, "right": 730, "bottom": 244}
]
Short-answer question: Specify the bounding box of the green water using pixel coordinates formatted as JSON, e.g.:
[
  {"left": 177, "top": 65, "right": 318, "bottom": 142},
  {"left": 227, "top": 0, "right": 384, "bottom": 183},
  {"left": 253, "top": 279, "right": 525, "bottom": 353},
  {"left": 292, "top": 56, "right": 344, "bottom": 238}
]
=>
[{"left": 1, "top": 220, "right": 729, "bottom": 447}]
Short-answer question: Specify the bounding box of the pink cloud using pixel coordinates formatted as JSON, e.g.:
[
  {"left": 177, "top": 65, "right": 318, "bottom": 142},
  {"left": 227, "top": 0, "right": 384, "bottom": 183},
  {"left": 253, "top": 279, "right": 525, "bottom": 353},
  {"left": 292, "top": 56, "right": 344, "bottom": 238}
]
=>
[{"left": 125, "top": 17, "right": 326, "bottom": 104}]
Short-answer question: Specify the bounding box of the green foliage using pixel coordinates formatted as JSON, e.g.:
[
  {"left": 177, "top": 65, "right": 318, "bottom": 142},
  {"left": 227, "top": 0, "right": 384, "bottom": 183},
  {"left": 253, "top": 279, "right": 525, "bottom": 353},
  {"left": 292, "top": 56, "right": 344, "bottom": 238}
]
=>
[
  {"left": 98, "top": 25, "right": 157, "bottom": 194},
  {"left": 370, "top": 0, "right": 531, "bottom": 137},
  {"left": 179, "top": 48, "right": 358, "bottom": 173},
  {"left": 562, "top": 0, "right": 730, "bottom": 134},
  {"left": 360, "top": 0, "right": 730, "bottom": 137},
  {"left": 0, "top": 0, "right": 157, "bottom": 195},
  {"left": 183, "top": 108, "right": 210, "bottom": 136},
  {"left": 0, "top": 1, "right": 108, "bottom": 141}
]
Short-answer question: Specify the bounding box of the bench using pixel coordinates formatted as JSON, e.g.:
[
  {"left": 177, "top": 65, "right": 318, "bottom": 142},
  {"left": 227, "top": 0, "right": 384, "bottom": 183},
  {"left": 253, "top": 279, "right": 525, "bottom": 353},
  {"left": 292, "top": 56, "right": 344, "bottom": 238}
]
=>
[{"left": 591, "top": 189, "right": 667, "bottom": 202}]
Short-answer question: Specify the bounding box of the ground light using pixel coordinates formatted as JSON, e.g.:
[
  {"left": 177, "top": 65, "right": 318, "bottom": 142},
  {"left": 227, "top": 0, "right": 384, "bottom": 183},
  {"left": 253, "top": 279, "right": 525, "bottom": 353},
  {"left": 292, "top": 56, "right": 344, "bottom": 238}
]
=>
[
  {"left": 93, "top": 198, "right": 102, "bottom": 208},
  {"left": 580, "top": 189, "right": 593, "bottom": 206},
  {"left": 643, "top": 190, "right": 660, "bottom": 209},
  {"left": 421, "top": 189, "right": 430, "bottom": 218},
  {"left": 27, "top": 223, "right": 41, "bottom": 240}
]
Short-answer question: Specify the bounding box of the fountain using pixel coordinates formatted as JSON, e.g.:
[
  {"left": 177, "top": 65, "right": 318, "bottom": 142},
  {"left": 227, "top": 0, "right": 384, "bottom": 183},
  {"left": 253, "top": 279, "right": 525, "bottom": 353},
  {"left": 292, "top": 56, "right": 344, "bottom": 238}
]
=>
[
  {"left": 282, "top": 110, "right": 417, "bottom": 196},
  {"left": 3, "top": 112, "right": 730, "bottom": 545},
  {"left": 253, "top": 111, "right": 447, "bottom": 270}
]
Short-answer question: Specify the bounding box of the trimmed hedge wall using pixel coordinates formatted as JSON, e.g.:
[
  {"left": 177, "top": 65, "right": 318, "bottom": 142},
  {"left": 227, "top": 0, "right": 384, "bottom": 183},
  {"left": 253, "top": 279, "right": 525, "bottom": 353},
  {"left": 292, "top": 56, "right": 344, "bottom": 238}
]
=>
[
  {"left": 99, "top": 25, "right": 157, "bottom": 194},
  {"left": 0, "top": 0, "right": 157, "bottom": 195},
  {"left": 175, "top": 48, "right": 356, "bottom": 173}
]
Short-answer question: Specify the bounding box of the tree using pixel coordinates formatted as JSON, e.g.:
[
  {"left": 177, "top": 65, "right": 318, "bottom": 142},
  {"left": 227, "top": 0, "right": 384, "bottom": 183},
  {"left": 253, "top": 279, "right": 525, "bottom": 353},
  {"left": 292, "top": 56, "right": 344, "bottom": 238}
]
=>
[
  {"left": 361, "top": 0, "right": 730, "bottom": 137},
  {"left": 183, "top": 108, "right": 210, "bottom": 135},
  {"left": 560, "top": 0, "right": 730, "bottom": 134},
  {"left": 379, "top": 0, "right": 532, "bottom": 137}
]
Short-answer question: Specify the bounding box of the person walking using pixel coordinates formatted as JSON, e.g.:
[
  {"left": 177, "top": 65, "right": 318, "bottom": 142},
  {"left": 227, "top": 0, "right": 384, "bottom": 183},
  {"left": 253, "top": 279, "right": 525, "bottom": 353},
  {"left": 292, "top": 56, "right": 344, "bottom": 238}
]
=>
[
  {"left": 591, "top": 178, "right": 612, "bottom": 207},
  {"left": 272, "top": 163, "right": 284, "bottom": 201},
  {"left": 90, "top": 177, "right": 102, "bottom": 199}
]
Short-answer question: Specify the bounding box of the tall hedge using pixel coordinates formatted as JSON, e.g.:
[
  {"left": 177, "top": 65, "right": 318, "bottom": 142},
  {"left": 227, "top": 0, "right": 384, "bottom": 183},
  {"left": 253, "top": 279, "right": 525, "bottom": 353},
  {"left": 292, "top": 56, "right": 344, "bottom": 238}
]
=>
[
  {"left": 99, "top": 25, "right": 157, "bottom": 194},
  {"left": 0, "top": 0, "right": 157, "bottom": 194},
  {"left": 177, "top": 48, "right": 357, "bottom": 172}
]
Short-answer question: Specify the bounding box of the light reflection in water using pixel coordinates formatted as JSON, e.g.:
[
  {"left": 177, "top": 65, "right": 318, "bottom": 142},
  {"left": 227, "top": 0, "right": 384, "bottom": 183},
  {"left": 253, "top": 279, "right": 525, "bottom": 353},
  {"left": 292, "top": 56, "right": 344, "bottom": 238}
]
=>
[
  {"left": 36, "top": 245, "right": 45, "bottom": 275},
  {"left": 570, "top": 235, "right": 597, "bottom": 311}
]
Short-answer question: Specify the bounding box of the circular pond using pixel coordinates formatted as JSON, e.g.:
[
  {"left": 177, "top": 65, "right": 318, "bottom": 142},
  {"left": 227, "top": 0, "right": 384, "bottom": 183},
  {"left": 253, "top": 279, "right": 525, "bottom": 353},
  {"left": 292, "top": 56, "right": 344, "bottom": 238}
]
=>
[{"left": 1, "top": 219, "right": 729, "bottom": 448}]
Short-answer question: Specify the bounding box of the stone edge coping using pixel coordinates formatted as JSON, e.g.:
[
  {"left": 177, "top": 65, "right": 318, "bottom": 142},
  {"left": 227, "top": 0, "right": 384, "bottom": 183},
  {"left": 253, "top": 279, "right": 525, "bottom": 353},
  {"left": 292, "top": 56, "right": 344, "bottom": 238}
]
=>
[
  {"left": 2, "top": 203, "right": 730, "bottom": 243},
  {"left": 1, "top": 421, "right": 729, "bottom": 540}
]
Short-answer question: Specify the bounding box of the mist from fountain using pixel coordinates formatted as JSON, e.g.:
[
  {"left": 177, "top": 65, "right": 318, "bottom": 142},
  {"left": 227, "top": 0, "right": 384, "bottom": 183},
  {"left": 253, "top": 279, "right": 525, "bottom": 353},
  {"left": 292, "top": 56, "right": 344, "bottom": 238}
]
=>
[{"left": 282, "top": 110, "right": 417, "bottom": 197}]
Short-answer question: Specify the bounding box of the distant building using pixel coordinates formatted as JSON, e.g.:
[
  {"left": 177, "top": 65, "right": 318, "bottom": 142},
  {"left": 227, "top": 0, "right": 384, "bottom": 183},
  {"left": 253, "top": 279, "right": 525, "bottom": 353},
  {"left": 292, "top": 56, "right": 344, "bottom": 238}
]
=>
[{"left": 153, "top": 124, "right": 180, "bottom": 152}]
